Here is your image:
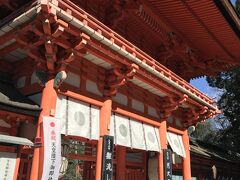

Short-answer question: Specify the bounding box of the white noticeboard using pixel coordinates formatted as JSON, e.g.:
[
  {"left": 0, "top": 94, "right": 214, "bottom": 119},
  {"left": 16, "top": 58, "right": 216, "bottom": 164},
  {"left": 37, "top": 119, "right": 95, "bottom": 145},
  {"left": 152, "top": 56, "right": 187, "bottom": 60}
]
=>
[{"left": 0, "top": 152, "right": 17, "bottom": 180}]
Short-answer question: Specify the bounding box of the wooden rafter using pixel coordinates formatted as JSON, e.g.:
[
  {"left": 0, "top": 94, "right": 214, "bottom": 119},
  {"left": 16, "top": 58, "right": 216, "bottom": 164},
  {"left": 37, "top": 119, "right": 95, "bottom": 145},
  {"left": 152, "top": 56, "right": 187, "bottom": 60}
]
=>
[
  {"left": 0, "top": 42, "right": 19, "bottom": 56},
  {"left": 0, "top": 0, "right": 15, "bottom": 10}
]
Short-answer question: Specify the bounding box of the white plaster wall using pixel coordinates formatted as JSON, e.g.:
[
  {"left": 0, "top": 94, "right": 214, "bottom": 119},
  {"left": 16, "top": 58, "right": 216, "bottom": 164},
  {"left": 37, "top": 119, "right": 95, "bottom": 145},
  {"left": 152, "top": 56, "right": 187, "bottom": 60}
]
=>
[
  {"left": 17, "top": 76, "right": 26, "bottom": 88},
  {"left": 148, "top": 106, "right": 158, "bottom": 118},
  {"left": 113, "top": 93, "right": 128, "bottom": 106},
  {"left": 86, "top": 80, "right": 102, "bottom": 96},
  {"left": 65, "top": 72, "right": 80, "bottom": 88},
  {"left": 132, "top": 99, "right": 144, "bottom": 112},
  {"left": 19, "top": 122, "right": 37, "bottom": 141}
]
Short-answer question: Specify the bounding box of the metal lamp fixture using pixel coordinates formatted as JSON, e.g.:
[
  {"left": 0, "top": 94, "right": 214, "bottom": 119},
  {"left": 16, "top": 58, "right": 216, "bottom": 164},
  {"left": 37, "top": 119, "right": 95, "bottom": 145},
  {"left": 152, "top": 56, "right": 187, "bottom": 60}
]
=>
[{"left": 59, "top": 143, "right": 70, "bottom": 178}]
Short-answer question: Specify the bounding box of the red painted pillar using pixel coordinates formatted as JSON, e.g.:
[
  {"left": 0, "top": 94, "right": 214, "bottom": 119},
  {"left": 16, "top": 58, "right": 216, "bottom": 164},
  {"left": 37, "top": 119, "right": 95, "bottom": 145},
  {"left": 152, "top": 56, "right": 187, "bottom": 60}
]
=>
[
  {"left": 182, "top": 129, "right": 191, "bottom": 180},
  {"left": 95, "top": 98, "right": 112, "bottom": 180},
  {"left": 116, "top": 146, "right": 126, "bottom": 180},
  {"left": 30, "top": 79, "right": 57, "bottom": 180},
  {"left": 13, "top": 149, "right": 21, "bottom": 180},
  {"left": 158, "top": 120, "right": 167, "bottom": 180},
  {"left": 96, "top": 137, "right": 103, "bottom": 180}
]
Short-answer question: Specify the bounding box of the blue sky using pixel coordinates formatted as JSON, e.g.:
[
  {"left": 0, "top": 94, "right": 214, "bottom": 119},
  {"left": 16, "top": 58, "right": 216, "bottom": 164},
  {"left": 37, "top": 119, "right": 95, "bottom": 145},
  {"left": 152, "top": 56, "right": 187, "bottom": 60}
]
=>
[
  {"left": 190, "top": 77, "right": 220, "bottom": 100},
  {"left": 230, "top": 0, "right": 237, "bottom": 5}
]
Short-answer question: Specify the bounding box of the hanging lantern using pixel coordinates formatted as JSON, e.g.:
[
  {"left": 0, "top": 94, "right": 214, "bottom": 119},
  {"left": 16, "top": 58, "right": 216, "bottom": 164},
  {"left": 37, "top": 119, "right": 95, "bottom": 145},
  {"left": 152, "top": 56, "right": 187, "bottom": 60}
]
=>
[
  {"left": 172, "top": 152, "right": 182, "bottom": 164},
  {"left": 59, "top": 143, "right": 70, "bottom": 178},
  {"left": 76, "top": 163, "right": 81, "bottom": 177},
  {"left": 59, "top": 157, "right": 69, "bottom": 178},
  {"left": 62, "top": 143, "right": 71, "bottom": 156}
]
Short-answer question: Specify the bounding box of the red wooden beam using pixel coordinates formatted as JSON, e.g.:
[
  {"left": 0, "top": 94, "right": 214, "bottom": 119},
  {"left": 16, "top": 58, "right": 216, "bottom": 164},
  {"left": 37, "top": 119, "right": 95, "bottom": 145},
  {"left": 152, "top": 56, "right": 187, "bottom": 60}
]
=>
[
  {"left": 0, "top": 0, "right": 15, "bottom": 10},
  {"left": 0, "top": 126, "right": 10, "bottom": 134},
  {"left": 0, "top": 110, "right": 36, "bottom": 122},
  {"left": 0, "top": 60, "right": 12, "bottom": 72},
  {"left": 0, "top": 42, "right": 19, "bottom": 56},
  {"left": 0, "top": 145, "right": 16, "bottom": 152},
  {"left": 42, "top": 19, "right": 51, "bottom": 35},
  {"left": 67, "top": 154, "right": 96, "bottom": 162}
]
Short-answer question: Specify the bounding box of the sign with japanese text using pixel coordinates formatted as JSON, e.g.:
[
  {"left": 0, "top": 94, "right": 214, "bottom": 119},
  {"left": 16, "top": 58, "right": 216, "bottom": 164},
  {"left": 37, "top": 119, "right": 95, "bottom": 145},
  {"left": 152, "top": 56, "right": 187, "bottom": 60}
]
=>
[
  {"left": 163, "top": 149, "right": 172, "bottom": 180},
  {"left": 101, "top": 135, "right": 114, "bottom": 180},
  {"left": 0, "top": 152, "right": 17, "bottom": 180},
  {"left": 42, "top": 116, "right": 61, "bottom": 180}
]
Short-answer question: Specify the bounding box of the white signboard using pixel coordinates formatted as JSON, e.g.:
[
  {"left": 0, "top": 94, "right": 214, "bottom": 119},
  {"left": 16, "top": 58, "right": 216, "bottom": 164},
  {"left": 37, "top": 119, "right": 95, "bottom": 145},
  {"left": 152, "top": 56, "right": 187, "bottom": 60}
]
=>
[
  {"left": 0, "top": 152, "right": 17, "bottom": 180},
  {"left": 42, "top": 116, "right": 61, "bottom": 180}
]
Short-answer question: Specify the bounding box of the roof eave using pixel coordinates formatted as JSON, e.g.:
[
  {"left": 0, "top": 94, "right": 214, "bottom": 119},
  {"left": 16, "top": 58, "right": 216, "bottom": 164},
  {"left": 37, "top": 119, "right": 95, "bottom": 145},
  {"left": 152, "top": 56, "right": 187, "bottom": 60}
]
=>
[
  {"left": 215, "top": 0, "right": 240, "bottom": 38},
  {"left": 0, "top": 103, "right": 41, "bottom": 117}
]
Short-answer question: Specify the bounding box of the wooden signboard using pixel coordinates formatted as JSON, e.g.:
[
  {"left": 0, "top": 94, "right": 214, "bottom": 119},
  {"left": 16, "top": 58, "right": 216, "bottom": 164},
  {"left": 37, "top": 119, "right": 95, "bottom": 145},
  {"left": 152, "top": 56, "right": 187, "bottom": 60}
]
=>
[
  {"left": 163, "top": 149, "right": 172, "bottom": 180},
  {"left": 101, "top": 135, "right": 114, "bottom": 180}
]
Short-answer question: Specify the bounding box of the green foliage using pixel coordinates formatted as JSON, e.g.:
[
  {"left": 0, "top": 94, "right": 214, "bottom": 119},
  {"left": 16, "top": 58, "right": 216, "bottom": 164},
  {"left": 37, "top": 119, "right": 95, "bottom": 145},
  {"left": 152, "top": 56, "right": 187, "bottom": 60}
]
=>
[
  {"left": 191, "top": 121, "right": 214, "bottom": 142},
  {"left": 62, "top": 160, "right": 83, "bottom": 180},
  {"left": 207, "top": 66, "right": 240, "bottom": 152},
  {"left": 191, "top": 119, "right": 221, "bottom": 145},
  {"left": 236, "top": 0, "right": 240, "bottom": 14},
  {"left": 60, "top": 139, "right": 86, "bottom": 180}
]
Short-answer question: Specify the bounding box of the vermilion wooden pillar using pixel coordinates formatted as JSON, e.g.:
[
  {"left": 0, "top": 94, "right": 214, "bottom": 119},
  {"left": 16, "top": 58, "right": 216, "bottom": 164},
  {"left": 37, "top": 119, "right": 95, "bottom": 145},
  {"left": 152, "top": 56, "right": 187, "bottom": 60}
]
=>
[
  {"left": 13, "top": 148, "right": 21, "bottom": 180},
  {"left": 96, "top": 137, "right": 103, "bottom": 180},
  {"left": 182, "top": 130, "right": 191, "bottom": 180},
  {"left": 95, "top": 98, "right": 112, "bottom": 180},
  {"left": 116, "top": 146, "right": 126, "bottom": 180},
  {"left": 30, "top": 79, "right": 57, "bottom": 180},
  {"left": 158, "top": 120, "right": 167, "bottom": 180}
]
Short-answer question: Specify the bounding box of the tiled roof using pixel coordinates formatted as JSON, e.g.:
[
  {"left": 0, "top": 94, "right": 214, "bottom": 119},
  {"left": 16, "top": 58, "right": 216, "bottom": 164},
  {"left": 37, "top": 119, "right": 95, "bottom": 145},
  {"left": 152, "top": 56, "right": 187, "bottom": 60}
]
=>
[
  {"left": 190, "top": 139, "right": 240, "bottom": 164},
  {"left": 0, "top": 72, "right": 40, "bottom": 116}
]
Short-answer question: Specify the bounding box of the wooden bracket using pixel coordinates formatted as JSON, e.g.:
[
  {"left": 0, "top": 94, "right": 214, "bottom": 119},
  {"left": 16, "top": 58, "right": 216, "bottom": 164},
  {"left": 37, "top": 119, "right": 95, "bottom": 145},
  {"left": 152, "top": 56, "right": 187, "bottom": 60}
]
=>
[
  {"left": 58, "top": 50, "right": 75, "bottom": 71},
  {"left": 157, "top": 94, "right": 188, "bottom": 119},
  {"left": 104, "top": 64, "right": 139, "bottom": 97},
  {"left": 182, "top": 108, "right": 200, "bottom": 126},
  {"left": 182, "top": 106, "right": 218, "bottom": 127},
  {"left": 73, "top": 33, "right": 89, "bottom": 50}
]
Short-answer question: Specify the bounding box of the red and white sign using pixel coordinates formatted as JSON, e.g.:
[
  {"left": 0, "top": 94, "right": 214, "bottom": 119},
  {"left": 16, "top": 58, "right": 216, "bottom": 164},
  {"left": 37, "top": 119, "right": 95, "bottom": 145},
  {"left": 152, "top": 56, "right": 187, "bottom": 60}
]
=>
[{"left": 42, "top": 116, "right": 61, "bottom": 180}]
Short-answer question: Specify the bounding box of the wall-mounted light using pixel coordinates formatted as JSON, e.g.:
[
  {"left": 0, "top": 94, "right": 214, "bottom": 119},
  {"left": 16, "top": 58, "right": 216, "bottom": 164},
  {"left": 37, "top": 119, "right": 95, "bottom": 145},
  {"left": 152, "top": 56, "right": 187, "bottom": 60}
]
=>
[
  {"left": 54, "top": 71, "right": 67, "bottom": 88},
  {"left": 59, "top": 143, "right": 70, "bottom": 178},
  {"left": 187, "top": 125, "right": 196, "bottom": 135}
]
